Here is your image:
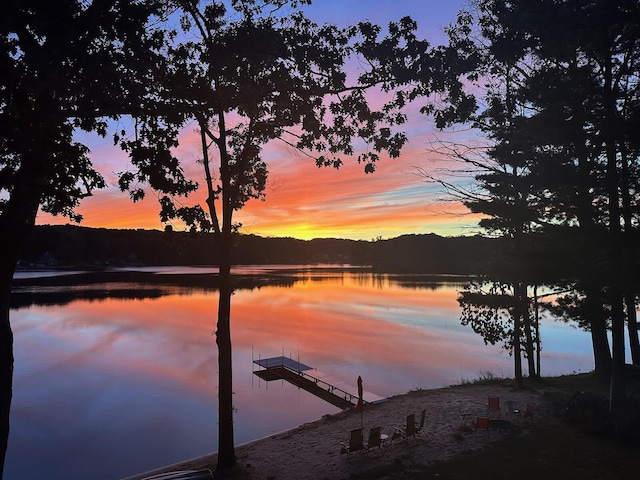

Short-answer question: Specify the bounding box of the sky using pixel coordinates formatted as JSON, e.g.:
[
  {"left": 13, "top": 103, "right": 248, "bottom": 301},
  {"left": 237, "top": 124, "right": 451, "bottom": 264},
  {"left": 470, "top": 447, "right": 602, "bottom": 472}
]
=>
[{"left": 38, "top": 0, "right": 482, "bottom": 241}]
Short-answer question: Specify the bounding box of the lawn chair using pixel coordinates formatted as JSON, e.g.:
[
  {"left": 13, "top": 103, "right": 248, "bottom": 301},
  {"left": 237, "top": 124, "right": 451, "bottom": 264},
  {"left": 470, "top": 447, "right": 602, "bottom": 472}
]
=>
[
  {"left": 415, "top": 408, "right": 426, "bottom": 436},
  {"left": 458, "top": 402, "right": 473, "bottom": 425},
  {"left": 487, "top": 396, "right": 501, "bottom": 419},
  {"left": 340, "top": 428, "right": 366, "bottom": 459},
  {"left": 394, "top": 413, "right": 419, "bottom": 443},
  {"left": 405, "top": 413, "right": 417, "bottom": 439},
  {"left": 475, "top": 417, "right": 490, "bottom": 440},
  {"left": 366, "top": 426, "right": 383, "bottom": 453},
  {"left": 523, "top": 404, "right": 535, "bottom": 423},
  {"left": 389, "top": 428, "right": 404, "bottom": 444}
]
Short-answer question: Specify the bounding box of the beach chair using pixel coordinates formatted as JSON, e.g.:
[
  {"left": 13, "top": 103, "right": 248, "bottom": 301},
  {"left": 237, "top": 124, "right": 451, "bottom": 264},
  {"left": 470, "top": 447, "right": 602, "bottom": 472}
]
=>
[
  {"left": 458, "top": 402, "right": 473, "bottom": 425},
  {"left": 405, "top": 413, "right": 417, "bottom": 439},
  {"left": 523, "top": 404, "right": 535, "bottom": 423},
  {"left": 366, "top": 426, "right": 383, "bottom": 453},
  {"left": 486, "top": 396, "right": 501, "bottom": 419},
  {"left": 474, "top": 417, "right": 490, "bottom": 440},
  {"left": 390, "top": 428, "right": 404, "bottom": 444},
  {"left": 394, "top": 413, "right": 419, "bottom": 443},
  {"left": 415, "top": 408, "right": 426, "bottom": 436},
  {"left": 340, "top": 428, "right": 366, "bottom": 459}
]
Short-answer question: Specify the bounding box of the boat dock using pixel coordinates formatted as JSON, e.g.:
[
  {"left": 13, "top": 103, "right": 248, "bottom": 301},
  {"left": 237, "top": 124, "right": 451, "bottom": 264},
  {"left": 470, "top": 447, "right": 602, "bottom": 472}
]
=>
[{"left": 253, "top": 355, "right": 384, "bottom": 409}]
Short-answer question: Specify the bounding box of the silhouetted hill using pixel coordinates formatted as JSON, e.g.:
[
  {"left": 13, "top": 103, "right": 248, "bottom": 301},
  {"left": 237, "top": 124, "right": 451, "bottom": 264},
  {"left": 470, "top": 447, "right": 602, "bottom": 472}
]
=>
[
  {"left": 18, "top": 225, "right": 497, "bottom": 274},
  {"left": 368, "top": 234, "right": 496, "bottom": 273}
]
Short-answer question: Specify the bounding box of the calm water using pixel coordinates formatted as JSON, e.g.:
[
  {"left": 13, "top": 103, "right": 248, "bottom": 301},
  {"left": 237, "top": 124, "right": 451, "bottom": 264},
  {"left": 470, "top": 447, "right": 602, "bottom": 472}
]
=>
[{"left": 7, "top": 267, "right": 593, "bottom": 479}]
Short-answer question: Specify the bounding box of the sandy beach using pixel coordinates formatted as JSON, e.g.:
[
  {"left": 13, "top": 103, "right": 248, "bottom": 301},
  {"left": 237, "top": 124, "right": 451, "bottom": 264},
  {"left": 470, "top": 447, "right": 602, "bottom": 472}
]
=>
[{"left": 124, "top": 383, "right": 559, "bottom": 480}]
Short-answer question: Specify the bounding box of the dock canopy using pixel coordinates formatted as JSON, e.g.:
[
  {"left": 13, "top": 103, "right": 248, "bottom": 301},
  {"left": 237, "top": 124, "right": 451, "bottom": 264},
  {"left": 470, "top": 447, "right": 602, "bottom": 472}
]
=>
[{"left": 253, "top": 356, "right": 312, "bottom": 372}]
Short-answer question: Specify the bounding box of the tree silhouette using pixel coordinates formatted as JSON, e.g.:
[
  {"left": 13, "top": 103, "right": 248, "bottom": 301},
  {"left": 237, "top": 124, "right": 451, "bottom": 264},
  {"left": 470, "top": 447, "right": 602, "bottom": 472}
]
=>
[
  {"left": 117, "top": 0, "right": 470, "bottom": 470},
  {"left": 435, "top": 0, "right": 640, "bottom": 412},
  {"left": 0, "top": 1, "right": 180, "bottom": 476}
]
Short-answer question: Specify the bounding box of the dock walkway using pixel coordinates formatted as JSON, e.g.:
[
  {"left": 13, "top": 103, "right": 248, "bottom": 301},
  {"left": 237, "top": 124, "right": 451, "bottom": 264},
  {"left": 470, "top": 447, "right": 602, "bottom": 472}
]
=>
[{"left": 253, "top": 356, "right": 383, "bottom": 409}]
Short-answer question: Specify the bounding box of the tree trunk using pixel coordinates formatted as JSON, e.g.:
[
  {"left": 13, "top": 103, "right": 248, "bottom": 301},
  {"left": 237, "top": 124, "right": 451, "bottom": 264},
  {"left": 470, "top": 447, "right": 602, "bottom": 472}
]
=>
[
  {"left": 600, "top": 39, "right": 627, "bottom": 416},
  {"left": 583, "top": 284, "right": 612, "bottom": 377},
  {"left": 570, "top": 72, "right": 612, "bottom": 380},
  {"left": 513, "top": 285, "right": 524, "bottom": 388},
  {"left": 0, "top": 283, "right": 13, "bottom": 480},
  {"left": 533, "top": 286, "right": 541, "bottom": 377},
  {"left": 609, "top": 292, "right": 626, "bottom": 416},
  {"left": 574, "top": 167, "right": 611, "bottom": 376},
  {"left": 626, "top": 293, "right": 640, "bottom": 365},
  {"left": 214, "top": 118, "right": 236, "bottom": 470},
  {"left": 216, "top": 248, "right": 236, "bottom": 470},
  {"left": 620, "top": 151, "right": 640, "bottom": 366},
  {"left": 519, "top": 283, "right": 536, "bottom": 378},
  {"left": 0, "top": 157, "right": 43, "bottom": 478}
]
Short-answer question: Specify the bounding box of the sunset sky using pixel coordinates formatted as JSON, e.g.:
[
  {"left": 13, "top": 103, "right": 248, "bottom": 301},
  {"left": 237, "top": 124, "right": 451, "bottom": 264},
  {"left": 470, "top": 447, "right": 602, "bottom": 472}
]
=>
[{"left": 38, "top": 0, "right": 482, "bottom": 241}]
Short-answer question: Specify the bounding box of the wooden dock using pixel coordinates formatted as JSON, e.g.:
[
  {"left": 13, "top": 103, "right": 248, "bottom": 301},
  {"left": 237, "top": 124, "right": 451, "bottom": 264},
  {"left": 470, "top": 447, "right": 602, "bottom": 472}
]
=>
[{"left": 253, "top": 356, "right": 383, "bottom": 409}]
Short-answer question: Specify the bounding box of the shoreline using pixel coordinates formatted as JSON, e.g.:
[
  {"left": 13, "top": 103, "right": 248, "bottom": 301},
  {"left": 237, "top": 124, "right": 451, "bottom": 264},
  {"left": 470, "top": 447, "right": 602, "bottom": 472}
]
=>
[{"left": 122, "top": 382, "right": 559, "bottom": 480}]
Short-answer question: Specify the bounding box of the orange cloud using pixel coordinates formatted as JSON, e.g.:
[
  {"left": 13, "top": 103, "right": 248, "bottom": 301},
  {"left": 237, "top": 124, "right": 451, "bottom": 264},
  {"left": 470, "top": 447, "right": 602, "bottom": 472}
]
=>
[{"left": 37, "top": 130, "right": 483, "bottom": 239}]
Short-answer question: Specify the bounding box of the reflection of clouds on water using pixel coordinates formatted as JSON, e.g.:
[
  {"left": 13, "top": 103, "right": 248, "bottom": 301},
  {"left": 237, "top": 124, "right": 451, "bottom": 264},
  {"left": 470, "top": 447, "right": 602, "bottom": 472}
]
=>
[
  {"left": 8, "top": 269, "right": 593, "bottom": 480},
  {"left": 231, "top": 276, "right": 508, "bottom": 394}
]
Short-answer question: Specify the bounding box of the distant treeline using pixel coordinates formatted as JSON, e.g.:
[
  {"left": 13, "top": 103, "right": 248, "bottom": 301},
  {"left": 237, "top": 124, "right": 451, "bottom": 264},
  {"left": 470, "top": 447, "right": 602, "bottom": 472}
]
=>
[{"left": 18, "top": 225, "right": 499, "bottom": 274}]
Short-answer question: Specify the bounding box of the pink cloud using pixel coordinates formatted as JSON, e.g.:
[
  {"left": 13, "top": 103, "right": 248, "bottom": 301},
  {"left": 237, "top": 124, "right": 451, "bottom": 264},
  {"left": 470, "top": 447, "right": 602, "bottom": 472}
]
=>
[{"left": 38, "top": 124, "right": 480, "bottom": 238}]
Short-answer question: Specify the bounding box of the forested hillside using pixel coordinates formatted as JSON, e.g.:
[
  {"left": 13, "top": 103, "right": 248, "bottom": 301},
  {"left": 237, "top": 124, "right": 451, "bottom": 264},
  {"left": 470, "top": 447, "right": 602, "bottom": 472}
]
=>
[{"left": 18, "top": 225, "right": 497, "bottom": 274}]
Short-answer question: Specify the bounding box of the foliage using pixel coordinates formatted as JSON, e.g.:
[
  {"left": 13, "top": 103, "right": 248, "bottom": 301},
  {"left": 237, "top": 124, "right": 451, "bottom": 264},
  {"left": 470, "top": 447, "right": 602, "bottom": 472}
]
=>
[
  {"left": 0, "top": 0, "right": 179, "bottom": 224},
  {"left": 0, "top": 1, "right": 187, "bottom": 477},
  {"left": 435, "top": 0, "right": 640, "bottom": 394},
  {"left": 20, "top": 224, "right": 504, "bottom": 273},
  {"left": 459, "top": 281, "right": 516, "bottom": 351}
]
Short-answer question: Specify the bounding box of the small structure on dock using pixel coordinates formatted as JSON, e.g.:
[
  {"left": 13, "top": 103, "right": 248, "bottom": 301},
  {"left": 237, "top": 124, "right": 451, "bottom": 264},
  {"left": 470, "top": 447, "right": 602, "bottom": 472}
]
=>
[{"left": 253, "top": 355, "right": 383, "bottom": 410}]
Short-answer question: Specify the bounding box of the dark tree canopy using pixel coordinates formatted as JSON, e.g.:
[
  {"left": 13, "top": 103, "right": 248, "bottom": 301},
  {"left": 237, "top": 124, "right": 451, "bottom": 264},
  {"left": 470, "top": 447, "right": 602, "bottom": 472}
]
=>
[
  {"left": 437, "top": 0, "right": 640, "bottom": 406},
  {"left": 0, "top": 1, "right": 185, "bottom": 476}
]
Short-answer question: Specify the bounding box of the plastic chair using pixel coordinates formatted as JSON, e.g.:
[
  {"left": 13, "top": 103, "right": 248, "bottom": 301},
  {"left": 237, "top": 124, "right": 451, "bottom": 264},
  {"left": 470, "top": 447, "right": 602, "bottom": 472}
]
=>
[
  {"left": 475, "top": 417, "right": 490, "bottom": 440},
  {"left": 487, "top": 396, "right": 501, "bottom": 418}
]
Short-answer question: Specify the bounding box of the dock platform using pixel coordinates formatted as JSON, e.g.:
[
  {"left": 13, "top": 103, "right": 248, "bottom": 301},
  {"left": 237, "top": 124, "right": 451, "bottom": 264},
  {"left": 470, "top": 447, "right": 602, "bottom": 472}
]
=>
[{"left": 253, "top": 356, "right": 383, "bottom": 409}]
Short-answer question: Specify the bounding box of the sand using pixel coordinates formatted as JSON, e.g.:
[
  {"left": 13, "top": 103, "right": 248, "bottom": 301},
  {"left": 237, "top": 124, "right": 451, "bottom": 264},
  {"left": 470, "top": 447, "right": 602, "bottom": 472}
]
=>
[{"left": 123, "top": 383, "right": 558, "bottom": 480}]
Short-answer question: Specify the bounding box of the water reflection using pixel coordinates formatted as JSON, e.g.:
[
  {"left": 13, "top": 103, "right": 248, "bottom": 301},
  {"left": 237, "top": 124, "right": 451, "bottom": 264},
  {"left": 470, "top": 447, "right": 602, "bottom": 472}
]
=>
[{"left": 7, "top": 268, "right": 593, "bottom": 479}]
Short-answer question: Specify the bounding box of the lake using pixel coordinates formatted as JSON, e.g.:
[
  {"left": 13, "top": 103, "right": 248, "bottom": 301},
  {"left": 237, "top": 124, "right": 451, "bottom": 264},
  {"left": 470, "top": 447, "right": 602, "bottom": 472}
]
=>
[{"left": 6, "top": 266, "right": 593, "bottom": 479}]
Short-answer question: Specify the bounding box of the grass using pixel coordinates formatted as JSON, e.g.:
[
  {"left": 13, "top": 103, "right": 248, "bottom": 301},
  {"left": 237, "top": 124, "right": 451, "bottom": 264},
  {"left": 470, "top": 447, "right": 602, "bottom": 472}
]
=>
[
  {"left": 354, "top": 423, "right": 640, "bottom": 480},
  {"left": 350, "top": 373, "right": 640, "bottom": 480},
  {"left": 459, "top": 369, "right": 507, "bottom": 385}
]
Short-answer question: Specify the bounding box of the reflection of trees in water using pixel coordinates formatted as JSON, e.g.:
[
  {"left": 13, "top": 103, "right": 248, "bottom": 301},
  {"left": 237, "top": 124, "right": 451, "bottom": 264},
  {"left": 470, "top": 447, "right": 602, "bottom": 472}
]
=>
[
  {"left": 10, "top": 271, "right": 297, "bottom": 309},
  {"left": 9, "top": 269, "right": 470, "bottom": 308},
  {"left": 262, "top": 270, "right": 470, "bottom": 292},
  {"left": 10, "top": 287, "right": 167, "bottom": 309},
  {"left": 392, "top": 276, "right": 471, "bottom": 291}
]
